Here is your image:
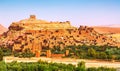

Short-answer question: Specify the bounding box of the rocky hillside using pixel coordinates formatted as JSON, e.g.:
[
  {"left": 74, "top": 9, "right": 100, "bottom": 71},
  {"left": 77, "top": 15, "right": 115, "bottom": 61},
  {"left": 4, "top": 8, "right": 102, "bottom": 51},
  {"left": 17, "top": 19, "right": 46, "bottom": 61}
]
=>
[{"left": 1, "top": 15, "right": 120, "bottom": 53}]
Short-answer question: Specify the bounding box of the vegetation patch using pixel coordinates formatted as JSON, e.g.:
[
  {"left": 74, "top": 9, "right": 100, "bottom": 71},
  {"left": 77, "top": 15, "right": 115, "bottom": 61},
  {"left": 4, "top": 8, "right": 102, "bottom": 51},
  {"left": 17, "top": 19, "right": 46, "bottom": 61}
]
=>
[{"left": 0, "top": 60, "right": 116, "bottom": 71}]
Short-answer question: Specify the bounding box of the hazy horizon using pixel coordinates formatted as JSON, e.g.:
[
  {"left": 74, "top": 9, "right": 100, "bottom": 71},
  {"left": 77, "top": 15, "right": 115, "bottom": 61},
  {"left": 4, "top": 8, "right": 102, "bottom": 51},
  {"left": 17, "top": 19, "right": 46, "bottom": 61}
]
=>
[{"left": 0, "top": 0, "right": 120, "bottom": 28}]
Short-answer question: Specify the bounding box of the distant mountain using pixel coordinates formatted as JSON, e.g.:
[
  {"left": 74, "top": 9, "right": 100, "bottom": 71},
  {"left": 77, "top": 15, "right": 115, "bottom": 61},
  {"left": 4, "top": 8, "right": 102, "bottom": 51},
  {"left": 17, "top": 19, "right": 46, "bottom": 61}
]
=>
[
  {"left": 98, "top": 24, "right": 120, "bottom": 28},
  {"left": 106, "top": 24, "right": 120, "bottom": 27},
  {"left": 93, "top": 26, "right": 120, "bottom": 34},
  {"left": 0, "top": 24, "right": 7, "bottom": 34}
]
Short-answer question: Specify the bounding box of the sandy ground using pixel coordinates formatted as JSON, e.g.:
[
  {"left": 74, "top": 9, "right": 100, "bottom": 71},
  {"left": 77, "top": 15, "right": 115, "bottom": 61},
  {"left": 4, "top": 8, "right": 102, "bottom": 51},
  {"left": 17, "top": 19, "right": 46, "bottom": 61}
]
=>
[{"left": 3, "top": 56, "right": 120, "bottom": 68}]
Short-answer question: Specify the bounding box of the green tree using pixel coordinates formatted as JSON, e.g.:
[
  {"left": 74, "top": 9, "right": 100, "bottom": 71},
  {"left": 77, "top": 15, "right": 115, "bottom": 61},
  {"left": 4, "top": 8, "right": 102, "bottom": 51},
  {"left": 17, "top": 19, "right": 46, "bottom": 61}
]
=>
[
  {"left": 76, "top": 61, "right": 86, "bottom": 71},
  {"left": 1, "top": 47, "right": 12, "bottom": 56},
  {"left": 98, "top": 52, "right": 107, "bottom": 59},
  {"left": 0, "top": 49, "right": 3, "bottom": 61},
  {"left": 22, "top": 48, "right": 35, "bottom": 58},
  {"left": 87, "top": 48, "right": 96, "bottom": 59}
]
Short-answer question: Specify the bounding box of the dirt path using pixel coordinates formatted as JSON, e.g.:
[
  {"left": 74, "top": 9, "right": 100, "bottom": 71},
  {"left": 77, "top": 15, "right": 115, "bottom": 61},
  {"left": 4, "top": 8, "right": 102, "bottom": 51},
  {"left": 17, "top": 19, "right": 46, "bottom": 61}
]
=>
[{"left": 3, "top": 56, "right": 120, "bottom": 68}]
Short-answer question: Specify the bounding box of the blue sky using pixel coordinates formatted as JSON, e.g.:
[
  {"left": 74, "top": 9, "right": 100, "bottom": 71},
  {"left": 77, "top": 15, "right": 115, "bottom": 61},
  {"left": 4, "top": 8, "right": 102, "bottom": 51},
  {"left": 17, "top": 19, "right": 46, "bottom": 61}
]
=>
[{"left": 0, "top": 0, "right": 120, "bottom": 28}]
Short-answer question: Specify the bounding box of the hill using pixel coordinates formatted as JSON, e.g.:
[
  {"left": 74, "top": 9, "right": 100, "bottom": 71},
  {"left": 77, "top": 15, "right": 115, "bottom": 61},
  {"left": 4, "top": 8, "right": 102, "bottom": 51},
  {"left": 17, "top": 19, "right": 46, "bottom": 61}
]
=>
[
  {"left": 101, "top": 24, "right": 120, "bottom": 28},
  {"left": 0, "top": 24, "right": 7, "bottom": 34},
  {"left": 0, "top": 15, "right": 120, "bottom": 55},
  {"left": 93, "top": 27, "right": 120, "bottom": 34}
]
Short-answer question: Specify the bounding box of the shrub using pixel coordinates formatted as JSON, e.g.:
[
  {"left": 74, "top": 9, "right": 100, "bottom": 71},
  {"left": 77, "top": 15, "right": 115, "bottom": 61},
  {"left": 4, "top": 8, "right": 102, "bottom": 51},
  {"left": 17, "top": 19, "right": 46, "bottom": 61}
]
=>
[
  {"left": 76, "top": 61, "right": 86, "bottom": 71},
  {"left": 13, "top": 48, "right": 35, "bottom": 58},
  {"left": 1, "top": 47, "right": 12, "bottom": 56},
  {"left": 0, "top": 61, "right": 7, "bottom": 71}
]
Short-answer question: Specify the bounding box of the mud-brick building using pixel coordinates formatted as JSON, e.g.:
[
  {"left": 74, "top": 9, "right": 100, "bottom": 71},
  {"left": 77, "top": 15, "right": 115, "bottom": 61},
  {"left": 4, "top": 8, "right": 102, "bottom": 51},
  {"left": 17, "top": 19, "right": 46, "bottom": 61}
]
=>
[{"left": 2, "top": 15, "right": 119, "bottom": 57}]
